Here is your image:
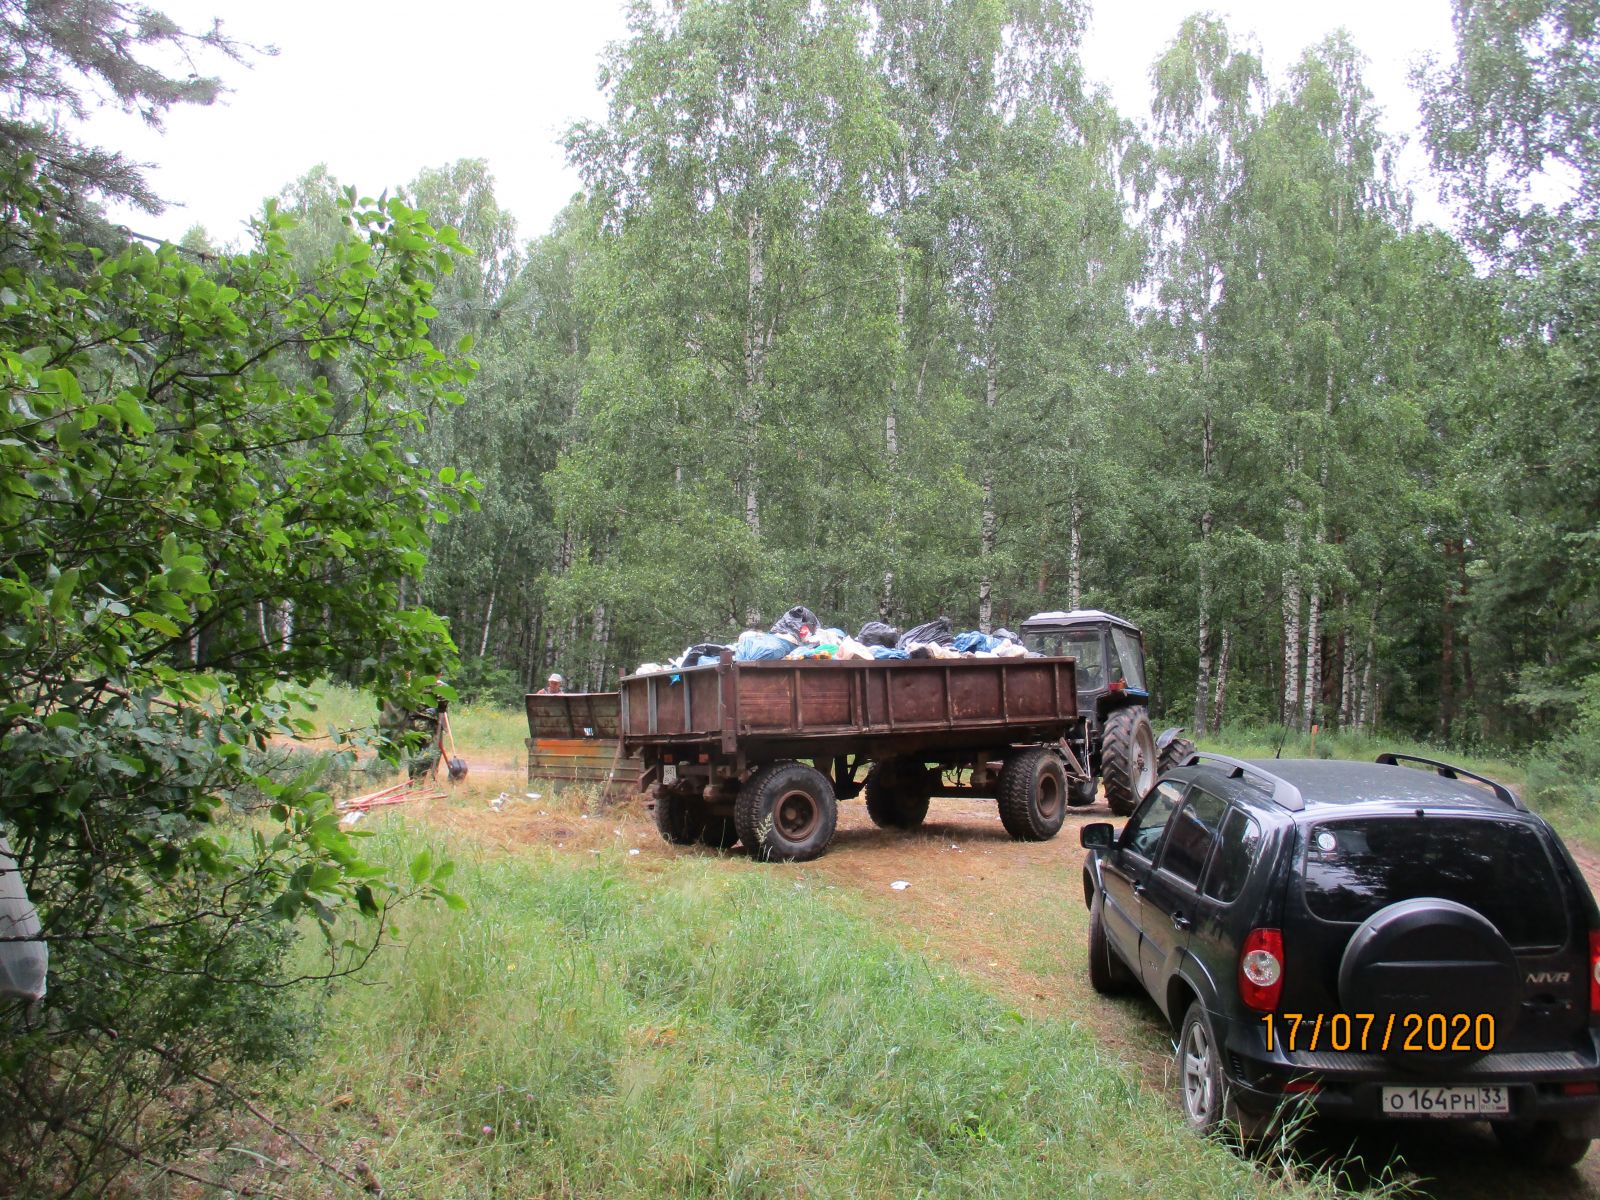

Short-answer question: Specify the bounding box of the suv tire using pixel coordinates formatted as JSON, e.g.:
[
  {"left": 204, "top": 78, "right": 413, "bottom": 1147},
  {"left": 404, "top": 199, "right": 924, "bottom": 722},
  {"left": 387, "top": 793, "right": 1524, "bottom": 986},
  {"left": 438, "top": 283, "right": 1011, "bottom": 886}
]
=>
[
  {"left": 1101, "top": 706, "right": 1156, "bottom": 816},
  {"left": 1088, "top": 892, "right": 1135, "bottom": 994},
  {"left": 998, "top": 748, "right": 1068, "bottom": 841},
  {"left": 865, "top": 758, "right": 934, "bottom": 829},
  {"left": 735, "top": 760, "right": 838, "bottom": 862},
  {"left": 1177, "top": 1002, "right": 1272, "bottom": 1144},
  {"left": 1493, "top": 1120, "right": 1593, "bottom": 1169}
]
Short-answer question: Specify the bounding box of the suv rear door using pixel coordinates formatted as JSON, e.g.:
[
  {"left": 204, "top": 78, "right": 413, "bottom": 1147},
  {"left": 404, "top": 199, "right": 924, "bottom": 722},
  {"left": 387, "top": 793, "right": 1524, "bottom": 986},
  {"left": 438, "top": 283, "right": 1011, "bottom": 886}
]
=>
[{"left": 1283, "top": 811, "right": 1592, "bottom": 1055}]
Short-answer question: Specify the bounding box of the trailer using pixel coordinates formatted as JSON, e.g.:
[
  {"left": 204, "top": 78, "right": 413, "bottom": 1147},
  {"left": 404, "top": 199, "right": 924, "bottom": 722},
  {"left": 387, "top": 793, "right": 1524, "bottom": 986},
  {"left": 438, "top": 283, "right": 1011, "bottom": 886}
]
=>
[
  {"left": 622, "top": 651, "right": 1087, "bottom": 861},
  {"left": 525, "top": 691, "right": 643, "bottom": 798}
]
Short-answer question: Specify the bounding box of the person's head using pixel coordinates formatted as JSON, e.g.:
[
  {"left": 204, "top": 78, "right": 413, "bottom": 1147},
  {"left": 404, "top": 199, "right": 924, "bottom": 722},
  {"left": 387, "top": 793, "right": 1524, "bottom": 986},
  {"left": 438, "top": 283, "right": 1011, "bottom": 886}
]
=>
[{"left": 547, "top": 672, "right": 564, "bottom": 693}]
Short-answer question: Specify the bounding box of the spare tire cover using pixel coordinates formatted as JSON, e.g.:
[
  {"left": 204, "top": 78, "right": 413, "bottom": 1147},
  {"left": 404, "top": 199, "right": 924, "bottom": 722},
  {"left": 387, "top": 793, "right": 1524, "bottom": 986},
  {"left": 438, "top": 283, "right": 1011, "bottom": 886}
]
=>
[{"left": 1338, "top": 896, "right": 1519, "bottom": 1071}]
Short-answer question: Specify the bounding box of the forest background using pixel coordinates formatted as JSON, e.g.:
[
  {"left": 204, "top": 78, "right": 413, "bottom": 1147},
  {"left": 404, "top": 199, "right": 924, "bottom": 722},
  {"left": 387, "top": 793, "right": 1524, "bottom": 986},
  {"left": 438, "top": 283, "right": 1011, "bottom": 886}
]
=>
[
  {"left": 178, "top": 0, "right": 1596, "bottom": 755},
  {"left": 4, "top": 1, "right": 1600, "bottom": 1192}
]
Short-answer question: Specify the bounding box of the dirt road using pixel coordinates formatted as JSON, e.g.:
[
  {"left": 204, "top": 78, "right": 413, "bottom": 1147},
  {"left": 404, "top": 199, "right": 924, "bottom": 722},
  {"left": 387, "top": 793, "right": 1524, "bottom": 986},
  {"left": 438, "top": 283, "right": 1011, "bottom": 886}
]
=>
[{"left": 426, "top": 781, "right": 1600, "bottom": 1198}]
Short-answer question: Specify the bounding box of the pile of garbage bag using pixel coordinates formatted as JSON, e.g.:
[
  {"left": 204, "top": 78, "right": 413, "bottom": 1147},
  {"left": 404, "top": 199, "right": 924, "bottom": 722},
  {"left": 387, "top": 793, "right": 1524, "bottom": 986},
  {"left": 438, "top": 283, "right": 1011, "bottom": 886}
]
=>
[{"left": 634, "top": 607, "right": 1031, "bottom": 675}]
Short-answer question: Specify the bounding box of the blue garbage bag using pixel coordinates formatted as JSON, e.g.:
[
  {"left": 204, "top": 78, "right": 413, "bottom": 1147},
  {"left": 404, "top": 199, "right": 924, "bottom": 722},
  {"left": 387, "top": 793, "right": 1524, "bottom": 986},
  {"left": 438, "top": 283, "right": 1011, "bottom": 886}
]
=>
[
  {"left": 735, "top": 631, "right": 792, "bottom": 661},
  {"left": 870, "top": 645, "right": 910, "bottom": 661},
  {"left": 951, "top": 631, "right": 995, "bottom": 653}
]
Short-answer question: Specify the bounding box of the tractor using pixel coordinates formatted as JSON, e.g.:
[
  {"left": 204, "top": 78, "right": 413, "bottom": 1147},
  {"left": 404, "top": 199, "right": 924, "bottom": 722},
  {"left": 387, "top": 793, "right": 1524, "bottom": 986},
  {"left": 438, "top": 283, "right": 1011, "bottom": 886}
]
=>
[{"left": 1019, "top": 609, "right": 1192, "bottom": 816}]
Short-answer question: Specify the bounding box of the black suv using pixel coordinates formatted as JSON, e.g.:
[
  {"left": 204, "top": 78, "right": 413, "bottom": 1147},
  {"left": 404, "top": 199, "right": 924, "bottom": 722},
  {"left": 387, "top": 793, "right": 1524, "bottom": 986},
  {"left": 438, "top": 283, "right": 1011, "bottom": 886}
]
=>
[{"left": 1079, "top": 752, "right": 1600, "bottom": 1167}]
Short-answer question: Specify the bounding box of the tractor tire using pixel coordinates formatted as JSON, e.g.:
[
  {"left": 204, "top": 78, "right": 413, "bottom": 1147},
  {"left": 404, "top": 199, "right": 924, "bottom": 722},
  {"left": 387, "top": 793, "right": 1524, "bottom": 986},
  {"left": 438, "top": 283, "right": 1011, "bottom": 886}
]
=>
[
  {"left": 1102, "top": 706, "right": 1156, "bottom": 816},
  {"left": 735, "top": 760, "right": 838, "bottom": 862},
  {"left": 864, "top": 757, "right": 934, "bottom": 830},
  {"left": 653, "top": 790, "right": 705, "bottom": 845},
  {"left": 1157, "top": 736, "right": 1196, "bottom": 776},
  {"left": 698, "top": 814, "right": 740, "bottom": 850},
  {"left": 997, "top": 747, "right": 1068, "bottom": 841}
]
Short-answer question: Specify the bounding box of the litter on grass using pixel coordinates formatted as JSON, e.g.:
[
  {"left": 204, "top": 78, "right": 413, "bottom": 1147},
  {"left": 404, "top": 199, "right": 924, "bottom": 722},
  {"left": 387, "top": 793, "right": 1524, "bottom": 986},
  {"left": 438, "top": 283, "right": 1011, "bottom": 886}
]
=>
[{"left": 890, "top": 880, "right": 910, "bottom": 891}]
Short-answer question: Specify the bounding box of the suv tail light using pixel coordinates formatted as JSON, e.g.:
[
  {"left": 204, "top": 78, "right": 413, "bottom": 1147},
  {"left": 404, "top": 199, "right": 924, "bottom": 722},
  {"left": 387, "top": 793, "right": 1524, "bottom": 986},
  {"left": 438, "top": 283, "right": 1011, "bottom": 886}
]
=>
[
  {"left": 1590, "top": 930, "right": 1600, "bottom": 1013},
  {"left": 1240, "top": 928, "right": 1284, "bottom": 1012}
]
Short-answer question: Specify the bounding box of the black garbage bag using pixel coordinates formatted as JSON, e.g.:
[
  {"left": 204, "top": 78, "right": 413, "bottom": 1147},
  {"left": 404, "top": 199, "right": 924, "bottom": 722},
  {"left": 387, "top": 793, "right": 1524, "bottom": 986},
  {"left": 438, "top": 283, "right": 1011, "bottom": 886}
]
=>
[
  {"left": 770, "top": 605, "right": 820, "bottom": 640},
  {"left": 897, "top": 616, "right": 954, "bottom": 649},
  {"left": 857, "top": 620, "right": 901, "bottom": 647},
  {"left": 682, "top": 642, "right": 731, "bottom": 663}
]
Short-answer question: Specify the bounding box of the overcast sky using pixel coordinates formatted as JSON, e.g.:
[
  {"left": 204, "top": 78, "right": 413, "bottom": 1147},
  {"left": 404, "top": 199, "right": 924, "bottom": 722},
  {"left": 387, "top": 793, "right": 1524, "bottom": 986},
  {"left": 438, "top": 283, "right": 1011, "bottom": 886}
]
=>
[{"left": 90, "top": 0, "right": 1460, "bottom": 246}]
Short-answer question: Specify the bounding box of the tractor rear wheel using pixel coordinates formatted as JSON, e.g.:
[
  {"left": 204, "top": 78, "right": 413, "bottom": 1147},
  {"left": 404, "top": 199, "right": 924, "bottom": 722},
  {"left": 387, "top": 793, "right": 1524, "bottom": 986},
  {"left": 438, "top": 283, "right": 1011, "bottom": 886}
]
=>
[
  {"left": 1102, "top": 706, "right": 1156, "bottom": 816},
  {"left": 1157, "top": 736, "right": 1196, "bottom": 775}
]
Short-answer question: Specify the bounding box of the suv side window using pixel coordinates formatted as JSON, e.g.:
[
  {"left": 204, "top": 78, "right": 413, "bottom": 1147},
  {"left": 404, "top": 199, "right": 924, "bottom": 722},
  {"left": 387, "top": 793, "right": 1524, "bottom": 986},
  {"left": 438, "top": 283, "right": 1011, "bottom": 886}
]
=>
[
  {"left": 1201, "top": 808, "right": 1262, "bottom": 903},
  {"left": 1122, "top": 780, "right": 1186, "bottom": 859},
  {"left": 1157, "top": 789, "right": 1228, "bottom": 887}
]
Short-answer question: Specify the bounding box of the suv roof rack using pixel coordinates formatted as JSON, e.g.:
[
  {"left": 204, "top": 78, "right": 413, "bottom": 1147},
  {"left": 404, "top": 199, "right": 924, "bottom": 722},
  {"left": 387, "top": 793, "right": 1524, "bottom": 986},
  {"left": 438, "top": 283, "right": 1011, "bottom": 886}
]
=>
[
  {"left": 1374, "top": 752, "right": 1525, "bottom": 811},
  {"left": 1182, "top": 751, "right": 1304, "bottom": 811}
]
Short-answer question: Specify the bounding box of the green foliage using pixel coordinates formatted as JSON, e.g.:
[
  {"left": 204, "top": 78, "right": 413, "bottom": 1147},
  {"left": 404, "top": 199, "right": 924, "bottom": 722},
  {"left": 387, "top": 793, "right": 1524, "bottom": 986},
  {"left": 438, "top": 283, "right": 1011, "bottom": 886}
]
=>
[
  {"left": 0, "top": 161, "right": 473, "bottom": 1194},
  {"left": 1525, "top": 665, "right": 1600, "bottom": 844}
]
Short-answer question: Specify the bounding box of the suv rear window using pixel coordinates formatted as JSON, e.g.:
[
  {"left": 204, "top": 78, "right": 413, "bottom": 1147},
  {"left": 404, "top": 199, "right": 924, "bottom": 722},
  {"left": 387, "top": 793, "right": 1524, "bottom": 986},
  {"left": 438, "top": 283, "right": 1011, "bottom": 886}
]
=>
[{"left": 1301, "top": 816, "right": 1570, "bottom": 949}]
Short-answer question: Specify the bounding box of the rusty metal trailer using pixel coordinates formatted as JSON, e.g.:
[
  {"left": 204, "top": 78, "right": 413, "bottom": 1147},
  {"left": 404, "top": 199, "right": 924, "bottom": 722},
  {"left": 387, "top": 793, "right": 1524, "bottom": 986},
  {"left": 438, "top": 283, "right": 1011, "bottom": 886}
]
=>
[
  {"left": 621, "top": 652, "right": 1088, "bottom": 861},
  {"left": 525, "top": 692, "right": 643, "bottom": 797}
]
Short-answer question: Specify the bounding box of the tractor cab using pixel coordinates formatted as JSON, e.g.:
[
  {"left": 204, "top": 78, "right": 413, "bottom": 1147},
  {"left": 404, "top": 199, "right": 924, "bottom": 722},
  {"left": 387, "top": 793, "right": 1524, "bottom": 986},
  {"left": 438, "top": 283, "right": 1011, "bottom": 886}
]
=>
[
  {"left": 1020, "top": 610, "right": 1148, "bottom": 712},
  {"left": 1020, "top": 609, "right": 1185, "bottom": 816}
]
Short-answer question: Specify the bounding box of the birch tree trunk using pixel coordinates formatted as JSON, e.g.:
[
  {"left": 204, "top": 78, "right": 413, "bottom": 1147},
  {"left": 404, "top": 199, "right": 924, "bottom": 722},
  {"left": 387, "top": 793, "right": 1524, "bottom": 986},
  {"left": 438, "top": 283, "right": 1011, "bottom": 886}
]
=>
[
  {"left": 1212, "top": 629, "right": 1232, "bottom": 733},
  {"left": 883, "top": 262, "right": 905, "bottom": 618},
  {"left": 1302, "top": 588, "right": 1321, "bottom": 732},
  {"left": 479, "top": 585, "right": 497, "bottom": 659},
  {"left": 1281, "top": 570, "right": 1302, "bottom": 726},
  {"left": 1067, "top": 498, "right": 1082, "bottom": 609},
  {"left": 1195, "top": 404, "right": 1215, "bottom": 732},
  {"left": 977, "top": 356, "right": 998, "bottom": 633},
  {"left": 742, "top": 210, "right": 765, "bottom": 628}
]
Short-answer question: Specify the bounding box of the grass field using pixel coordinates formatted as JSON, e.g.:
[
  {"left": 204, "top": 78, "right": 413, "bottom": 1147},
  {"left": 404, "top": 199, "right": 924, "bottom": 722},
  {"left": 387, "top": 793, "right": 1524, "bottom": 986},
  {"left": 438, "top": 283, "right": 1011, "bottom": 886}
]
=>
[
  {"left": 283, "top": 679, "right": 529, "bottom": 764},
  {"left": 254, "top": 820, "right": 1387, "bottom": 1200}
]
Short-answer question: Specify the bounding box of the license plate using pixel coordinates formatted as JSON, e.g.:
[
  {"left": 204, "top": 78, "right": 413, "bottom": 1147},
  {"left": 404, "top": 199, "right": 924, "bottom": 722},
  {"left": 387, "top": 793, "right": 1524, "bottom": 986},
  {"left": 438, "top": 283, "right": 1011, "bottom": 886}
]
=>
[
  {"left": 662, "top": 764, "right": 677, "bottom": 784},
  {"left": 1380, "top": 1085, "right": 1509, "bottom": 1117}
]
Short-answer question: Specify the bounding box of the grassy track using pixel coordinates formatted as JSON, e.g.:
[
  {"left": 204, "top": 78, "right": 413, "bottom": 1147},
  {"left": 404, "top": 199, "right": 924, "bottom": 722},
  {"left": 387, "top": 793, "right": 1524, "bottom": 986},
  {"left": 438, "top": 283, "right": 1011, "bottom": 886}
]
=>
[{"left": 267, "top": 823, "right": 1375, "bottom": 1200}]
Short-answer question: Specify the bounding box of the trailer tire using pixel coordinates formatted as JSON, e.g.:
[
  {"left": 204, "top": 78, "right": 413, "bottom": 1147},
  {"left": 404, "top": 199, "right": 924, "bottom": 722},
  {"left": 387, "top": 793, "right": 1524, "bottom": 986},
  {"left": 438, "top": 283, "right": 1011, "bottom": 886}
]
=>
[
  {"left": 997, "top": 748, "right": 1068, "bottom": 841},
  {"left": 698, "top": 814, "right": 740, "bottom": 850},
  {"left": 653, "top": 789, "right": 705, "bottom": 845},
  {"left": 1068, "top": 773, "right": 1098, "bottom": 807},
  {"left": 1102, "top": 706, "right": 1156, "bottom": 816},
  {"left": 736, "top": 761, "right": 838, "bottom": 862},
  {"left": 864, "top": 758, "right": 934, "bottom": 830}
]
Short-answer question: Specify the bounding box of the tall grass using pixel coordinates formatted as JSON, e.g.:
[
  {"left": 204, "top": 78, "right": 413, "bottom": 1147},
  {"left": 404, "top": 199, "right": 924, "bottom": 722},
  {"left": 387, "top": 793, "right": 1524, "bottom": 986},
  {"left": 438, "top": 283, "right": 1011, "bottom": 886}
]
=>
[
  {"left": 274, "top": 826, "right": 1367, "bottom": 1200},
  {"left": 284, "top": 679, "right": 529, "bottom": 762}
]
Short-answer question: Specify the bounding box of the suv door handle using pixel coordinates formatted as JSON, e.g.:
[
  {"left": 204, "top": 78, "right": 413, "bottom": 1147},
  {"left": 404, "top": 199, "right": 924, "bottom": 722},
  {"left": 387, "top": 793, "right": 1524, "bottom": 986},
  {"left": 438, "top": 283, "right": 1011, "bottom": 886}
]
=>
[{"left": 1170, "top": 911, "right": 1192, "bottom": 931}]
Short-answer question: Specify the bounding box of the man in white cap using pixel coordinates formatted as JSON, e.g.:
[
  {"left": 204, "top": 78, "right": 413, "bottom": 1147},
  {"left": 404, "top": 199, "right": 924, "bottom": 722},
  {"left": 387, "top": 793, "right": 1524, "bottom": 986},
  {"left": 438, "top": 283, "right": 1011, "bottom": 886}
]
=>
[{"left": 536, "top": 672, "right": 565, "bottom": 695}]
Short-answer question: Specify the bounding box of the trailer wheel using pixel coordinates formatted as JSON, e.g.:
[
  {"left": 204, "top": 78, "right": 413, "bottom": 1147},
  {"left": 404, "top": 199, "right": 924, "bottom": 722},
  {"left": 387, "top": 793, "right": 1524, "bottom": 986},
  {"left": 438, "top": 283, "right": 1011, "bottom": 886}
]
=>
[
  {"left": 1068, "top": 773, "right": 1098, "bottom": 807},
  {"left": 653, "top": 790, "right": 705, "bottom": 845},
  {"left": 736, "top": 761, "right": 838, "bottom": 862},
  {"left": 864, "top": 758, "right": 934, "bottom": 830},
  {"left": 1101, "top": 706, "right": 1156, "bottom": 816},
  {"left": 698, "top": 814, "right": 740, "bottom": 850},
  {"left": 997, "top": 748, "right": 1068, "bottom": 841}
]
